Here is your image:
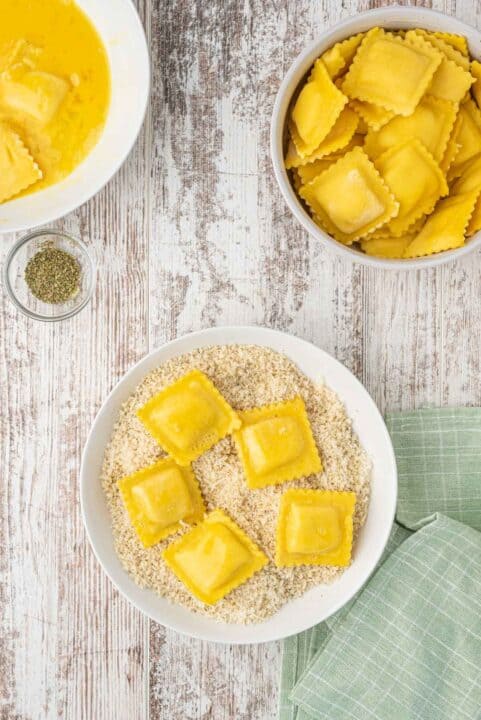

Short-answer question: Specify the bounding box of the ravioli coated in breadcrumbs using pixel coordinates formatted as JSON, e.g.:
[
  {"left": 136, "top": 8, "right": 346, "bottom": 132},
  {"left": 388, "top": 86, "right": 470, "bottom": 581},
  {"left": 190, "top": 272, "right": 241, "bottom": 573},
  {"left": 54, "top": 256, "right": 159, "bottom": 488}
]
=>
[{"left": 101, "top": 345, "right": 371, "bottom": 624}]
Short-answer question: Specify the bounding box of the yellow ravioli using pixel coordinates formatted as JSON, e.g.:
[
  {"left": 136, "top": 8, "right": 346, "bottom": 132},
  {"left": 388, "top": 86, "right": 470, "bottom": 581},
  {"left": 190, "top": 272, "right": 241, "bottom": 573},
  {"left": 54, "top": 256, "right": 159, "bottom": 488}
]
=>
[
  {"left": 453, "top": 156, "right": 481, "bottom": 235},
  {"left": 349, "top": 98, "right": 394, "bottom": 131},
  {"left": 320, "top": 32, "right": 365, "bottom": 80},
  {"left": 367, "top": 214, "right": 426, "bottom": 241},
  {"left": 342, "top": 132, "right": 365, "bottom": 151},
  {"left": 276, "top": 489, "right": 356, "bottom": 567},
  {"left": 405, "top": 30, "right": 473, "bottom": 103},
  {"left": 0, "top": 1, "right": 111, "bottom": 202},
  {"left": 404, "top": 191, "right": 479, "bottom": 257},
  {"left": 452, "top": 153, "right": 481, "bottom": 194},
  {"left": 0, "top": 71, "right": 70, "bottom": 125},
  {"left": 360, "top": 235, "right": 414, "bottom": 258},
  {"left": 413, "top": 30, "right": 470, "bottom": 70},
  {"left": 294, "top": 136, "right": 366, "bottom": 185},
  {"left": 427, "top": 56, "right": 473, "bottom": 103},
  {"left": 0, "top": 124, "right": 42, "bottom": 203},
  {"left": 285, "top": 106, "right": 358, "bottom": 169},
  {"left": 320, "top": 47, "right": 345, "bottom": 80},
  {"left": 163, "top": 509, "right": 267, "bottom": 604},
  {"left": 364, "top": 95, "right": 457, "bottom": 163},
  {"left": 297, "top": 157, "right": 339, "bottom": 184},
  {"left": 287, "top": 28, "right": 481, "bottom": 258},
  {"left": 234, "top": 397, "right": 322, "bottom": 489},
  {"left": 137, "top": 369, "right": 241, "bottom": 465},
  {"left": 433, "top": 32, "right": 468, "bottom": 57},
  {"left": 3, "top": 71, "right": 68, "bottom": 118},
  {"left": 364, "top": 228, "right": 396, "bottom": 241},
  {"left": 467, "top": 196, "right": 481, "bottom": 236},
  {"left": 342, "top": 28, "right": 441, "bottom": 116},
  {"left": 471, "top": 61, "right": 481, "bottom": 109},
  {"left": 289, "top": 59, "right": 347, "bottom": 157},
  {"left": 448, "top": 100, "right": 481, "bottom": 179},
  {"left": 0, "top": 40, "right": 23, "bottom": 72},
  {"left": 299, "top": 147, "right": 398, "bottom": 244},
  {"left": 0, "top": 39, "right": 40, "bottom": 75},
  {"left": 118, "top": 458, "right": 205, "bottom": 547},
  {"left": 375, "top": 139, "right": 448, "bottom": 236},
  {"left": 440, "top": 113, "right": 463, "bottom": 174}
]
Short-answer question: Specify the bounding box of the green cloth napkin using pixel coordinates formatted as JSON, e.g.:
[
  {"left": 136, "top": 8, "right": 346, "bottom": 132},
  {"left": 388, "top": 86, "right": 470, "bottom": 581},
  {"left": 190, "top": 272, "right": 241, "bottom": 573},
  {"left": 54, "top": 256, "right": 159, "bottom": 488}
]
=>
[{"left": 280, "top": 408, "right": 481, "bottom": 720}]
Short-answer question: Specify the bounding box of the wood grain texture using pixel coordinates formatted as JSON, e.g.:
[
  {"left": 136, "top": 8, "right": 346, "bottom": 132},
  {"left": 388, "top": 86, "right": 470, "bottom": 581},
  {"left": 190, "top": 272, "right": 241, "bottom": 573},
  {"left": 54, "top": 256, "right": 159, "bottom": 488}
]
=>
[
  {"left": 0, "top": 2, "right": 150, "bottom": 717},
  {"left": 2, "top": 0, "right": 481, "bottom": 718}
]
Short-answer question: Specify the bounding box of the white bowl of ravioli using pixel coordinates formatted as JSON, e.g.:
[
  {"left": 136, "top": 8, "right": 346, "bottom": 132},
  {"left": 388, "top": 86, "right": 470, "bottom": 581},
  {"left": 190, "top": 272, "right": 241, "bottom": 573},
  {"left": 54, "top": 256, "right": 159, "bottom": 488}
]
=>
[
  {"left": 0, "top": 0, "right": 149, "bottom": 233},
  {"left": 271, "top": 7, "right": 481, "bottom": 268},
  {"left": 80, "top": 327, "right": 397, "bottom": 644}
]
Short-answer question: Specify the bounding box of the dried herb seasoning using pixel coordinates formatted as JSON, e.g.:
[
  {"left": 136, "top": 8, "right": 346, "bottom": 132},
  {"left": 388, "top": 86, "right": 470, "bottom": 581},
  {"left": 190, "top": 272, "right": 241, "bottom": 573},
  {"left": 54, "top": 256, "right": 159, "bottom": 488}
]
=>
[{"left": 25, "top": 243, "right": 81, "bottom": 304}]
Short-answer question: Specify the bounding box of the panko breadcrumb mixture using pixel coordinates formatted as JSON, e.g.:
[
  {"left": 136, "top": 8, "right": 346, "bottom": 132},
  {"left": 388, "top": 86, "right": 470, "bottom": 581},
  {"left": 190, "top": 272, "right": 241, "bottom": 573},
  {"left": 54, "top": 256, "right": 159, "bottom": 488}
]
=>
[{"left": 101, "top": 344, "right": 371, "bottom": 624}]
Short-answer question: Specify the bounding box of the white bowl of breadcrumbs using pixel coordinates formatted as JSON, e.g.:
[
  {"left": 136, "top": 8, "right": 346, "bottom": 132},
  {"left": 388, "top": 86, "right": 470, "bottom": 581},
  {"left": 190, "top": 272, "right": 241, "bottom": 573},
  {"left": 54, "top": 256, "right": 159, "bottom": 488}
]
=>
[{"left": 80, "top": 326, "right": 397, "bottom": 644}]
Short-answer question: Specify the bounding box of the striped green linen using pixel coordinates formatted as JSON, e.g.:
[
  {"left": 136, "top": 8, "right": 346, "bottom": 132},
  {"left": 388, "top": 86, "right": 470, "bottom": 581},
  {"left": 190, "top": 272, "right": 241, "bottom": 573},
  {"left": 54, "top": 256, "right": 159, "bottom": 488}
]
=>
[
  {"left": 280, "top": 408, "right": 481, "bottom": 720},
  {"left": 390, "top": 409, "right": 481, "bottom": 532},
  {"left": 279, "top": 523, "right": 412, "bottom": 720}
]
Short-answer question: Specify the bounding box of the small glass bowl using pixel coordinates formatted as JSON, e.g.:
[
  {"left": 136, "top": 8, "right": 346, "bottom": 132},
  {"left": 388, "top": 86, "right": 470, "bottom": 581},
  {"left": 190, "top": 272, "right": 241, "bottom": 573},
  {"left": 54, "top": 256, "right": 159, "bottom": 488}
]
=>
[{"left": 3, "top": 230, "right": 96, "bottom": 322}]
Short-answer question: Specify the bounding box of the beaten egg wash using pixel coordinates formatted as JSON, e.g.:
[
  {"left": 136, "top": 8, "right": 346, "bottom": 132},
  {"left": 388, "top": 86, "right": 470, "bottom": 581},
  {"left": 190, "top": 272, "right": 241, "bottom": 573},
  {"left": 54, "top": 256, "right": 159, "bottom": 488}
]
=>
[{"left": 0, "top": 0, "right": 111, "bottom": 203}]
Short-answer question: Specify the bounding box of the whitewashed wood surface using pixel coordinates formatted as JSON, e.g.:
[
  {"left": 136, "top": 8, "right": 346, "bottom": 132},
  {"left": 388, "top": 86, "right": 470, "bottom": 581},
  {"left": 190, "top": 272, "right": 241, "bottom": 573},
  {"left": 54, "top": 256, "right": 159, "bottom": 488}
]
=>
[{"left": 2, "top": 0, "right": 481, "bottom": 717}]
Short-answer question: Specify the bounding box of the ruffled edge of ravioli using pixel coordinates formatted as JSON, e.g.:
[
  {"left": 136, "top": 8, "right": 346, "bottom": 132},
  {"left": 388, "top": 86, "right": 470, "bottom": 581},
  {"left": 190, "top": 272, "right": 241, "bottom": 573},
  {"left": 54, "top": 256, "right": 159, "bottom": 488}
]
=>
[
  {"left": 0, "top": 125, "right": 42, "bottom": 204},
  {"left": 162, "top": 509, "right": 268, "bottom": 605},
  {"left": 319, "top": 32, "right": 365, "bottom": 80},
  {"left": 433, "top": 31, "right": 469, "bottom": 57},
  {"left": 403, "top": 190, "right": 479, "bottom": 257},
  {"left": 427, "top": 54, "right": 474, "bottom": 104},
  {"left": 275, "top": 488, "right": 356, "bottom": 568},
  {"left": 367, "top": 214, "right": 426, "bottom": 242},
  {"left": 342, "top": 28, "right": 442, "bottom": 116},
  {"left": 467, "top": 194, "right": 481, "bottom": 236},
  {"left": 375, "top": 138, "right": 448, "bottom": 236},
  {"left": 233, "top": 396, "right": 322, "bottom": 489},
  {"left": 470, "top": 60, "right": 481, "bottom": 109},
  {"left": 289, "top": 59, "right": 347, "bottom": 158},
  {"left": 294, "top": 135, "right": 364, "bottom": 185},
  {"left": 296, "top": 156, "right": 339, "bottom": 185},
  {"left": 414, "top": 29, "right": 470, "bottom": 70},
  {"left": 364, "top": 95, "right": 458, "bottom": 164},
  {"left": 349, "top": 98, "right": 394, "bottom": 131},
  {"left": 447, "top": 99, "right": 481, "bottom": 180},
  {"left": 360, "top": 235, "right": 414, "bottom": 258},
  {"left": 440, "top": 113, "right": 463, "bottom": 175},
  {"left": 299, "top": 147, "right": 399, "bottom": 244},
  {"left": 285, "top": 107, "right": 358, "bottom": 169}
]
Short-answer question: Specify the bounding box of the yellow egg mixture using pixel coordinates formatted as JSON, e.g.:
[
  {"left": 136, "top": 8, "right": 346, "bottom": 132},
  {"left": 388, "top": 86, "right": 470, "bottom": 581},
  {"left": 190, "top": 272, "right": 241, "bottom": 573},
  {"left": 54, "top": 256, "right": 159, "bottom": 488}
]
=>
[{"left": 0, "top": 0, "right": 110, "bottom": 203}]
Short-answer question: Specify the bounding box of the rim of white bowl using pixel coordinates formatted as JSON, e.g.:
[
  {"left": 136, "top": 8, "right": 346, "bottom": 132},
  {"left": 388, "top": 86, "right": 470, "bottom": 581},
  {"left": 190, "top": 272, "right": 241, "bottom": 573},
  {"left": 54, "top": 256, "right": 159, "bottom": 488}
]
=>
[
  {"left": 271, "top": 6, "right": 481, "bottom": 269},
  {"left": 0, "top": 0, "right": 150, "bottom": 234},
  {"left": 80, "top": 326, "right": 397, "bottom": 644}
]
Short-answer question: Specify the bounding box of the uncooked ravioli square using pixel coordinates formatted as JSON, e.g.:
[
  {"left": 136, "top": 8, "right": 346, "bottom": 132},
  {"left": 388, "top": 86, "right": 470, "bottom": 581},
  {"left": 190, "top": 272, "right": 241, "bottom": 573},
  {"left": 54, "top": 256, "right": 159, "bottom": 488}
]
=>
[
  {"left": 299, "top": 147, "right": 398, "bottom": 243},
  {"left": 342, "top": 28, "right": 442, "bottom": 116}
]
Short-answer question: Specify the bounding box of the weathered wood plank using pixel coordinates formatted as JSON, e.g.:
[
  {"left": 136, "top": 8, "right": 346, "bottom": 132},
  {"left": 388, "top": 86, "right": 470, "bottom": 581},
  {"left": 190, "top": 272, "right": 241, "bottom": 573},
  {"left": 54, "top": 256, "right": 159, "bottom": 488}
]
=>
[
  {"left": 0, "top": 155, "right": 150, "bottom": 720},
  {"left": 441, "top": 251, "right": 481, "bottom": 406},
  {"left": 4, "top": 0, "right": 481, "bottom": 718},
  {"left": 147, "top": 0, "right": 365, "bottom": 717},
  {"left": 362, "top": 266, "right": 443, "bottom": 413},
  {"left": 0, "top": 2, "right": 151, "bottom": 717}
]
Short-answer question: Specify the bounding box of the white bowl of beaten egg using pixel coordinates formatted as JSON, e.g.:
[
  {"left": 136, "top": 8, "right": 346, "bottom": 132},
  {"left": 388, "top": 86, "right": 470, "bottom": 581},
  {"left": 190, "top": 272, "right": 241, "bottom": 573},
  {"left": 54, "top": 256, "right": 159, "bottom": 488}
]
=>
[
  {"left": 81, "top": 326, "right": 397, "bottom": 644},
  {"left": 271, "top": 7, "right": 481, "bottom": 268},
  {"left": 0, "top": 0, "right": 149, "bottom": 233}
]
